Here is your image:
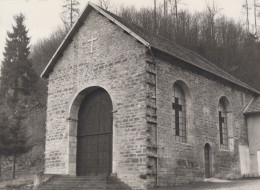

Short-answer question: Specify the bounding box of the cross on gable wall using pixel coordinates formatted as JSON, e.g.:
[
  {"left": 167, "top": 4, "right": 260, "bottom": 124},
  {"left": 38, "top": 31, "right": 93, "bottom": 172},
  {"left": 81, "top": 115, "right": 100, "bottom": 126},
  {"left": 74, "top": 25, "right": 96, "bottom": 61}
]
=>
[{"left": 87, "top": 35, "right": 98, "bottom": 53}]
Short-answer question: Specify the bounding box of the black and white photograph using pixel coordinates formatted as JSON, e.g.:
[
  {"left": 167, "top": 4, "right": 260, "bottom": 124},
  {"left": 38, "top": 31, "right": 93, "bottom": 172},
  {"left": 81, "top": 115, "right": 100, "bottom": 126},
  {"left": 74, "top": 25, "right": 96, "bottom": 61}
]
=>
[{"left": 0, "top": 0, "right": 260, "bottom": 189}]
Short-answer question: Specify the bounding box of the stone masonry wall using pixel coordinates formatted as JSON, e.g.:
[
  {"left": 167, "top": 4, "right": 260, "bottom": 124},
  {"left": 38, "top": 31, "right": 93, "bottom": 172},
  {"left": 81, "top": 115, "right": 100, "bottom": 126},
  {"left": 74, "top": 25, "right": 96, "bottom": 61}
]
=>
[
  {"left": 45, "top": 9, "right": 149, "bottom": 189},
  {"left": 152, "top": 53, "right": 255, "bottom": 186}
]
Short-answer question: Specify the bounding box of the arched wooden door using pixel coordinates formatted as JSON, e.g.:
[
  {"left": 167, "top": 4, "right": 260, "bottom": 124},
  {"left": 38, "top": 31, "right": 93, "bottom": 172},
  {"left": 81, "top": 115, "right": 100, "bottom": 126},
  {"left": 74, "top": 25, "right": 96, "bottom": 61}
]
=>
[
  {"left": 76, "top": 88, "right": 112, "bottom": 175},
  {"left": 204, "top": 143, "right": 211, "bottom": 178}
]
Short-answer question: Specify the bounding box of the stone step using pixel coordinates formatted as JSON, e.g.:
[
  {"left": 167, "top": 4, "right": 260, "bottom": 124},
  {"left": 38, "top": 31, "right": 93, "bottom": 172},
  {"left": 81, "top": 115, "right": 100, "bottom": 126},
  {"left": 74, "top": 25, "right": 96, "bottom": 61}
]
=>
[
  {"left": 38, "top": 184, "right": 104, "bottom": 190},
  {"left": 50, "top": 179, "right": 105, "bottom": 183},
  {"left": 40, "top": 183, "right": 104, "bottom": 187},
  {"left": 54, "top": 176, "right": 106, "bottom": 179},
  {"left": 42, "top": 182, "right": 104, "bottom": 185},
  {"left": 39, "top": 187, "right": 104, "bottom": 189},
  {"left": 37, "top": 175, "right": 132, "bottom": 190},
  {"left": 39, "top": 188, "right": 104, "bottom": 190}
]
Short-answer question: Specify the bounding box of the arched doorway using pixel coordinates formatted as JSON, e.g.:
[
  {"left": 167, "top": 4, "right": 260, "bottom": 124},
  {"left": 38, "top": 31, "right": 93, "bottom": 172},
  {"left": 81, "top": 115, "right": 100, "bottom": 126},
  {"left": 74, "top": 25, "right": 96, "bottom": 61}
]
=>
[
  {"left": 204, "top": 143, "right": 211, "bottom": 178},
  {"left": 76, "top": 88, "right": 113, "bottom": 175}
]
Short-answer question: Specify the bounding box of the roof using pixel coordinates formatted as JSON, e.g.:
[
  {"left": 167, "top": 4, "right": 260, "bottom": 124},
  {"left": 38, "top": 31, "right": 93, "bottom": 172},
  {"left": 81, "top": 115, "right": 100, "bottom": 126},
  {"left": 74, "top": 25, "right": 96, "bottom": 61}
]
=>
[
  {"left": 41, "top": 3, "right": 260, "bottom": 95},
  {"left": 244, "top": 97, "right": 260, "bottom": 115}
]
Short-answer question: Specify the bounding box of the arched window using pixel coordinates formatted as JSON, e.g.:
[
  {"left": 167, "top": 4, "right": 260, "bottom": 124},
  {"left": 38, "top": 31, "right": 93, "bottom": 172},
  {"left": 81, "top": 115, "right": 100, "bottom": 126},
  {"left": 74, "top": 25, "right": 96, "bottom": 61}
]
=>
[
  {"left": 172, "top": 83, "right": 186, "bottom": 143},
  {"left": 218, "top": 99, "right": 228, "bottom": 149}
]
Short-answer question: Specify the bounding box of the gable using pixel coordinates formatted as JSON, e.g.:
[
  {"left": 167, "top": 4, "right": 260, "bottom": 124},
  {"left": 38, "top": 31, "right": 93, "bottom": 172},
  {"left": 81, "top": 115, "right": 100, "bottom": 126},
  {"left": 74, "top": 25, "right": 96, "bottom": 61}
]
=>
[
  {"left": 41, "top": 3, "right": 260, "bottom": 96},
  {"left": 46, "top": 8, "right": 147, "bottom": 82},
  {"left": 41, "top": 3, "right": 149, "bottom": 79}
]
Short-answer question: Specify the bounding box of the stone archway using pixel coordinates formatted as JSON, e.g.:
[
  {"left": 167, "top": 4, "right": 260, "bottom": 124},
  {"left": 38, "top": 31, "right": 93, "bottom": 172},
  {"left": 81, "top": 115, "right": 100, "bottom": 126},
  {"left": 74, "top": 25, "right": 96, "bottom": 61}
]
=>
[{"left": 67, "top": 86, "right": 113, "bottom": 175}]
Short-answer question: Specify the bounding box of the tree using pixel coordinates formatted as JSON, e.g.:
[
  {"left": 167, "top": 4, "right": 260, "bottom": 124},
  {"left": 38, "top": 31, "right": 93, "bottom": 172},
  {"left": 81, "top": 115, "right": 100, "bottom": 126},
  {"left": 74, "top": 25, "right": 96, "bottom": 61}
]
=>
[
  {"left": 98, "top": 0, "right": 111, "bottom": 10},
  {"left": 154, "top": 0, "right": 157, "bottom": 32},
  {"left": 0, "top": 113, "right": 8, "bottom": 178},
  {"left": 1, "top": 13, "right": 37, "bottom": 100},
  {"left": 0, "top": 110, "right": 31, "bottom": 179},
  {"left": 174, "top": 0, "right": 179, "bottom": 37},
  {"left": 242, "top": 0, "right": 251, "bottom": 33},
  {"left": 253, "top": 0, "right": 260, "bottom": 36},
  {"left": 164, "top": 0, "right": 168, "bottom": 18},
  {"left": 0, "top": 100, "right": 5, "bottom": 177},
  {"left": 0, "top": 13, "right": 36, "bottom": 179},
  {"left": 118, "top": 2, "right": 260, "bottom": 91},
  {"left": 61, "top": 0, "right": 80, "bottom": 30}
]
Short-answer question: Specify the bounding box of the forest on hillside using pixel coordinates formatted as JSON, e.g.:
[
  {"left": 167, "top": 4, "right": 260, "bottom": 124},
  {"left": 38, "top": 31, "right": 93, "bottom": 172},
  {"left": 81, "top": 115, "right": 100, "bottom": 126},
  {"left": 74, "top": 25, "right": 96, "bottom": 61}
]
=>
[
  {"left": 35, "top": 0, "right": 260, "bottom": 91},
  {"left": 117, "top": 1, "right": 260, "bottom": 91}
]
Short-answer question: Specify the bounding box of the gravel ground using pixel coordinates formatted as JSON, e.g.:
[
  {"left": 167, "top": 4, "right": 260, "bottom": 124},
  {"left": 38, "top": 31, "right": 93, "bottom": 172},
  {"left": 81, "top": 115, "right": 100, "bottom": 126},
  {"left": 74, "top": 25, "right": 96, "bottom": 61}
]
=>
[
  {"left": 1, "top": 176, "right": 260, "bottom": 190},
  {"left": 157, "top": 178, "right": 260, "bottom": 190}
]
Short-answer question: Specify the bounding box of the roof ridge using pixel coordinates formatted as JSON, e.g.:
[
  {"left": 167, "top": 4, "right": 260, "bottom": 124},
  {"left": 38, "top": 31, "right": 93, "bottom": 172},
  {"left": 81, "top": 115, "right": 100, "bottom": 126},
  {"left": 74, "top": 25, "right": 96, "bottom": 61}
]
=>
[
  {"left": 40, "top": 3, "right": 260, "bottom": 95},
  {"left": 105, "top": 9, "right": 256, "bottom": 91}
]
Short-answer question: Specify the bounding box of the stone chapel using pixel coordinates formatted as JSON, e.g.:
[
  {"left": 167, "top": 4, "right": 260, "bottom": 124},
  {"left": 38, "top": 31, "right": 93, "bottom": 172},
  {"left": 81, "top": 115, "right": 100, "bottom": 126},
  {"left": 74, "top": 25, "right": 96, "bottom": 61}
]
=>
[{"left": 41, "top": 3, "right": 260, "bottom": 189}]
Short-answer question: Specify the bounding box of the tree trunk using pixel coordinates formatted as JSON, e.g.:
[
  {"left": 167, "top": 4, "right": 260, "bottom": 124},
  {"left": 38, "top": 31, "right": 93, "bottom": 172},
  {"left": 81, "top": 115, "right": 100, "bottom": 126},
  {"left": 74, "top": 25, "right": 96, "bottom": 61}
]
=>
[
  {"left": 164, "top": 0, "right": 167, "bottom": 18},
  {"left": 70, "top": 0, "right": 73, "bottom": 27},
  {"left": 12, "top": 154, "right": 16, "bottom": 179},
  {"left": 175, "top": 0, "right": 179, "bottom": 39},
  {"left": 154, "top": 0, "right": 157, "bottom": 32},
  {"left": 254, "top": 0, "right": 258, "bottom": 35},
  {"left": 246, "top": 0, "right": 249, "bottom": 33},
  {"left": 0, "top": 156, "right": 2, "bottom": 177}
]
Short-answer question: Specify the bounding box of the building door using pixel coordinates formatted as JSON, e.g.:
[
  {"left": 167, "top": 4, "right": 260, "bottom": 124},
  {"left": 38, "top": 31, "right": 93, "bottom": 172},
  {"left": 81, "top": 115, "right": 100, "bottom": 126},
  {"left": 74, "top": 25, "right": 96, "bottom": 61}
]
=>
[
  {"left": 204, "top": 143, "right": 211, "bottom": 178},
  {"left": 76, "top": 88, "right": 112, "bottom": 175}
]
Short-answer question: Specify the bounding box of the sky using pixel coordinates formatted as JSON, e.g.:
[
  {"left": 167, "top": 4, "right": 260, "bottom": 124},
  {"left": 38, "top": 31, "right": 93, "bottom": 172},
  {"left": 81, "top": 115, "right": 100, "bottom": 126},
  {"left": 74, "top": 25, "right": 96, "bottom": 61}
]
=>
[{"left": 0, "top": 0, "right": 256, "bottom": 63}]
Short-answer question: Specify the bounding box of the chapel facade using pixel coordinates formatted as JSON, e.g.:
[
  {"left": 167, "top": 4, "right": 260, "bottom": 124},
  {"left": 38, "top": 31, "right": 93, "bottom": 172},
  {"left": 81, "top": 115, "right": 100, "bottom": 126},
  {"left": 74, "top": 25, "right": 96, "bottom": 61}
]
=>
[{"left": 41, "top": 3, "right": 260, "bottom": 189}]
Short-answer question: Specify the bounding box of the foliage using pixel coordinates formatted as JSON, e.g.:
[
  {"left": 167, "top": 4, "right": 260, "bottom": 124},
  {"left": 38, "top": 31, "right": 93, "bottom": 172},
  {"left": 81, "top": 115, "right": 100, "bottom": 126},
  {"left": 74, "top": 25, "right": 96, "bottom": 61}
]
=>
[
  {"left": 0, "top": 13, "right": 37, "bottom": 179},
  {"left": 29, "top": 27, "right": 67, "bottom": 118},
  {"left": 98, "top": 0, "right": 111, "bottom": 10},
  {"left": 1, "top": 14, "right": 37, "bottom": 101},
  {"left": 31, "top": 27, "right": 67, "bottom": 75},
  {"left": 61, "top": 0, "right": 80, "bottom": 31},
  {"left": 0, "top": 14, "right": 65, "bottom": 180},
  {"left": 0, "top": 111, "right": 31, "bottom": 157},
  {"left": 119, "top": 3, "right": 260, "bottom": 91}
]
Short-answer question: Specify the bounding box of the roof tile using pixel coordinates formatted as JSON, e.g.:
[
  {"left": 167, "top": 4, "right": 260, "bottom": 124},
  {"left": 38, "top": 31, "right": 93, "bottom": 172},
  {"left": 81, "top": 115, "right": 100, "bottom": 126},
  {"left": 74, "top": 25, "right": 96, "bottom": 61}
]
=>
[{"left": 100, "top": 7, "right": 259, "bottom": 94}]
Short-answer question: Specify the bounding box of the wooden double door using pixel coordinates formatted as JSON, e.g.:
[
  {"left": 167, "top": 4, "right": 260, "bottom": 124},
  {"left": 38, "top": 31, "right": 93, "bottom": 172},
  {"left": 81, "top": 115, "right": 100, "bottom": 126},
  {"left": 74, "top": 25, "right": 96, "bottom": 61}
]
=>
[{"left": 76, "top": 89, "right": 112, "bottom": 175}]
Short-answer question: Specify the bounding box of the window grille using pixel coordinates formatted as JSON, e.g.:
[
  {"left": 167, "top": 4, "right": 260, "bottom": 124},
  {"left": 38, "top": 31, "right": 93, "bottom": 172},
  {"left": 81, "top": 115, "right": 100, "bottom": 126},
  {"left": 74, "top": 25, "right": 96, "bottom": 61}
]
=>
[
  {"left": 172, "top": 84, "right": 186, "bottom": 143},
  {"left": 219, "top": 100, "right": 228, "bottom": 149}
]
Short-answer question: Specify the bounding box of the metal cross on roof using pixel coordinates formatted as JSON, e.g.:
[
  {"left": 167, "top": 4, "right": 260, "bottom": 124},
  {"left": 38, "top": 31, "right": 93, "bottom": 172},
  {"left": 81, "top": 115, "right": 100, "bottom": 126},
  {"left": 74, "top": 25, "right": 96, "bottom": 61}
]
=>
[{"left": 87, "top": 35, "right": 98, "bottom": 54}]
